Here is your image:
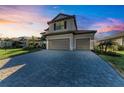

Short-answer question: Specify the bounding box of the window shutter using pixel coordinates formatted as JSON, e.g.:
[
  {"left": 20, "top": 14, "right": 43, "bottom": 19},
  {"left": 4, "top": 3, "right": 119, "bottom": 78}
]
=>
[
  {"left": 64, "top": 21, "right": 67, "bottom": 29},
  {"left": 54, "top": 23, "right": 56, "bottom": 31}
]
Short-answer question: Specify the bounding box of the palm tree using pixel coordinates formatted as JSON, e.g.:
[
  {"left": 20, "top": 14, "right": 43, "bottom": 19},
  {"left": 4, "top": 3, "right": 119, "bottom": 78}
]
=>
[
  {"left": 103, "top": 40, "right": 116, "bottom": 52},
  {"left": 32, "top": 36, "right": 35, "bottom": 48},
  {"left": 40, "top": 35, "right": 46, "bottom": 49},
  {"left": 4, "top": 38, "right": 10, "bottom": 54},
  {"left": 98, "top": 42, "right": 104, "bottom": 53},
  {"left": 98, "top": 40, "right": 117, "bottom": 53}
]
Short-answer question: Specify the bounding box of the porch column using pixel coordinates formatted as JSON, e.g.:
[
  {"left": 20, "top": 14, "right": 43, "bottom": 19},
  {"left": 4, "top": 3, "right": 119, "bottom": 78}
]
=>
[{"left": 46, "top": 39, "right": 49, "bottom": 50}]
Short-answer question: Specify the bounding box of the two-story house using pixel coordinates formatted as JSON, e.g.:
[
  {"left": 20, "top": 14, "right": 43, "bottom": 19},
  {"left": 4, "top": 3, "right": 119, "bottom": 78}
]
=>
[{"left": 41, "top": 13, "right": 97, "bottom": 50}]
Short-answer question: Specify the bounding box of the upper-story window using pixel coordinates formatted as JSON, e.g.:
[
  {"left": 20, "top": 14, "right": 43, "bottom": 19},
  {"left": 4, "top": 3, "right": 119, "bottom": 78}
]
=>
[{"left": 54, "top": 21, "right": 67, "bottom": 31}]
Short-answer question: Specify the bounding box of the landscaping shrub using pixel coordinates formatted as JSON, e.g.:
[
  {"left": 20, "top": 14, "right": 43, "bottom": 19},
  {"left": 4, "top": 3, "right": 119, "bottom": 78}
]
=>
[
  {"left": 92, "top": 48, "right": 101, "bottom": 54},
  {"left": 118, "top": 45, "right": 124, "bottom": 51},
  {"left": 92, "top": 48, "right": 121, "bottom": 57},
  {"left": 41, "top": 43, "right": 46, "bottom": 49},
  {"left": 104, "top": 51, "right": 121, "bottom": 57}
]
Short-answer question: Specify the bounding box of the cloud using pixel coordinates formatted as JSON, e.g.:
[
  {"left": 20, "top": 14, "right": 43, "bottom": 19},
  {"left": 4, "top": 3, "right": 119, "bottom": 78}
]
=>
[
  {"left": 98, "top": 25, "right": 124, "bottom": 32},
  {"left": 0, "top": 6, "right": 50, "bottom": 37},
  {"left": 76, "top": 16, "right": 124, "bottom": 39},
  {"left": 107, "top": 18, "right": 122, "bottom": 24},
  {"left": 93, "top": 18, "right": 124, "bottom": 32},
  {"left": 0, "top": 6, "right": 124, "bottom": 38},
  {"left": 53, "top": 6, "right": 58, "bottom": 9},
  {"left": 0, "top": 18, "right": 17, "bottom": 24},
  {"left": 76, "top": 15, "right": 97, "bottom": 30},
  {"left": 0, "top": 6, "right": 50, "bottom": 25}
]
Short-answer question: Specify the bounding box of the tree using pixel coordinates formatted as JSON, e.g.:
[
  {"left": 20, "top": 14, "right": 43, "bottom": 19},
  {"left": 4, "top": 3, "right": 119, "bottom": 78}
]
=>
[
  {"left": 4, "top": 38, "right": 10, "bottom": 54},
  {"left": 98, "top": 41, "right": 104, "bottom": 53},
  {"left": 98, "top": 40, "right": 117, "bottom": 53},
  {"left": 40, "top": 35, "right": 46, "bottom": 49},
  {"left": 32, "top": 36, "right": 35, "bottom": 48},
  {"left": 41, "top": 35, "right": 46, "bottom": 41}
]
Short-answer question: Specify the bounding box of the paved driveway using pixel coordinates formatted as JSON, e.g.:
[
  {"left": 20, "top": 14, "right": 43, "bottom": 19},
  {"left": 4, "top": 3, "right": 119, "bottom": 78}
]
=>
[{"left": 0, "top": 50, "right": 124, "bottom": 87}]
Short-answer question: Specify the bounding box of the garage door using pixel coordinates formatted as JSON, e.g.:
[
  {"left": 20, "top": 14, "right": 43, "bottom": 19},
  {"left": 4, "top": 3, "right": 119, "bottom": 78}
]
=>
[
  {"left": 48, "top": 38, "right": 70, "bottom": 50},
  {"left": 76, "top": 38, "right": 90, "bottom": 50}
]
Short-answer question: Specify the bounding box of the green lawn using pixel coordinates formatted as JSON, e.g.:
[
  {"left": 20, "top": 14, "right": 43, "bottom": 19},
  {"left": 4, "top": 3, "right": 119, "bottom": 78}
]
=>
[
  {"left": 100, "top": 51, "right": 124, "bottom": 74},
  {"left": 0, "top": 48, "right": 41, "bottom": 60}
]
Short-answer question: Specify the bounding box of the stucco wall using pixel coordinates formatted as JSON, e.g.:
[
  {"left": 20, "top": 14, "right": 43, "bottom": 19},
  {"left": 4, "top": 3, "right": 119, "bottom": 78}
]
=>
[
  {"left": 48, "top": 18, "right": 76, "bottom": 32},
  {"left": 112, "top": 37, "right": 123, "bottom": 45},
  {"left": 46, "top": 34, "right": 73, "bottom": 39}
]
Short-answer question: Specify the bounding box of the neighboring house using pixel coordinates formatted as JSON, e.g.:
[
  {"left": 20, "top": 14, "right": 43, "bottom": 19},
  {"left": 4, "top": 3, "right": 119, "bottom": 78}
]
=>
[
  {"left": 27, "top": 37, "right": 42, "bottom": 48},
  {"left": 41, "top": 13, "right": 97, "bottom": 50},
  {"left": 11, "top": 37, "right": 29, "bottom": 48},
  {"left": 98, "top": 31, "right": 124, "bottom": 46},
  {"left": 12, "top": 36, "right": 41, "bottom": 48},
  {"left": 0, "top": 36, "right": 42, "bottom": 48},
  {"left": 0, "top": 38, "right": 13, "bottom": 48}
]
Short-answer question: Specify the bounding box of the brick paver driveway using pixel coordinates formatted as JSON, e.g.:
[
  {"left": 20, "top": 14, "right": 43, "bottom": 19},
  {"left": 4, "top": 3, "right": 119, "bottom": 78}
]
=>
[{"left": 0, "top": 50, "right": 124, "bottom": 87}]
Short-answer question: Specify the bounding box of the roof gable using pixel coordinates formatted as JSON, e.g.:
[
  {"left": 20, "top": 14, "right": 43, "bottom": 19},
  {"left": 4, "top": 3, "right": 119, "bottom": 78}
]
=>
[
  {"left": 47, "top": 13, "right": 74, "bottom": 24},
  {"left": 54, "top": 14, "right": 69, "bottom": 21}
]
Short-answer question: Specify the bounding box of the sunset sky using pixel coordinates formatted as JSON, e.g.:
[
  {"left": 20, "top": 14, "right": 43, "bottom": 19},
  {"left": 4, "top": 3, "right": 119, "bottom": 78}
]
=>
[{"left": 0, "top": 5, "right": 124, "bottom": 38}]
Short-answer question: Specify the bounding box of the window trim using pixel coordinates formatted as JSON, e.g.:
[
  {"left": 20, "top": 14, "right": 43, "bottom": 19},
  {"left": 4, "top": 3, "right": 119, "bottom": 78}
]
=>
[{"left": 54, "top": 21, "right": 67, "bottom": 31}]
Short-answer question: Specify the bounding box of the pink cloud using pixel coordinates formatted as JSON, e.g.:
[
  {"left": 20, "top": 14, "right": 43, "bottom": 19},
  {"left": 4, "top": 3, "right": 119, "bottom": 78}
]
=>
[
  {"left": 0, "top": 6, "right": 50, "bottom": 24},
  {"left": 0, "top": 19, "right": 17, "bottom": 24},
  {"left": 98, "top": 25, "right": 124, "bottom": 32},
  {"left": 107, "top": 18, "right": 121, "bottom": 24},
  {"left": 0, "top": 6, "right": 50, "bottom": 37},
  {"left": 94, "top": 22, "right": 108, "bottom": 27},
  {"left": 93, "top": 18, "right": 124, "bottom": 33}
]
